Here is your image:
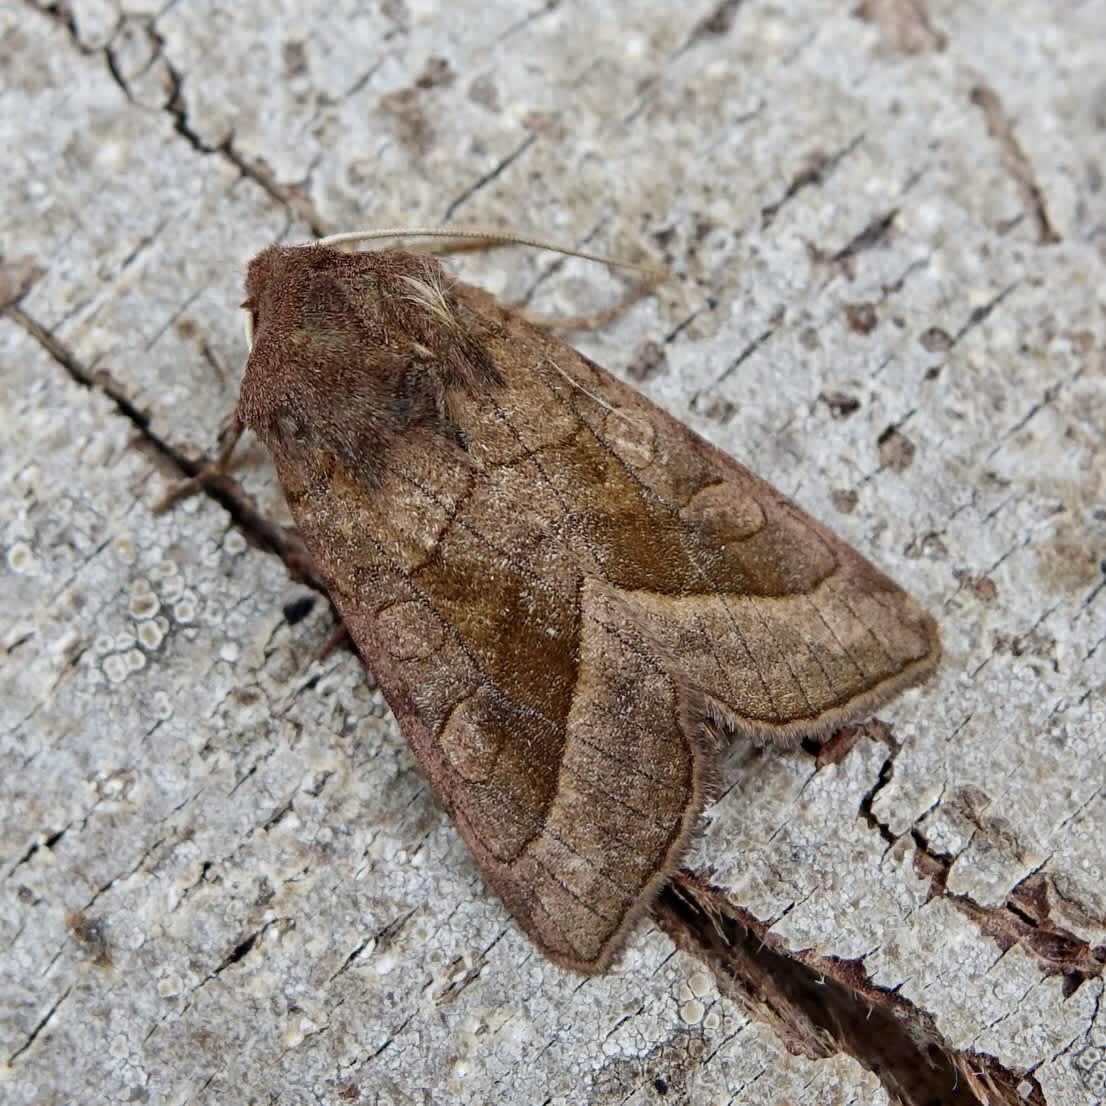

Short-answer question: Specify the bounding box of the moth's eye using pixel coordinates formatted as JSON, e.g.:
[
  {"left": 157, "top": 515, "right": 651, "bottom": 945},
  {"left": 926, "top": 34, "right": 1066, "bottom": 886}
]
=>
[{"left": 243, "top": 308, "right": 257, "bottom": 349}]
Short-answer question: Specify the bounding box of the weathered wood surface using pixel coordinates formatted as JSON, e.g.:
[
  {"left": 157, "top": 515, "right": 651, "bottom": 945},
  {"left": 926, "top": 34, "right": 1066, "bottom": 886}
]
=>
[{"left": 2, "top": 2, "right": 1104, "bottom": 1103}]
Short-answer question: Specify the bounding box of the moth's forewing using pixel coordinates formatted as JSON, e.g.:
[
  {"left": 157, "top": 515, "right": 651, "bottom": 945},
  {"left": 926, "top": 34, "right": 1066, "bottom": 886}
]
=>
[{"left": 240, "top": 247, "right": 939, "bottom": 971}]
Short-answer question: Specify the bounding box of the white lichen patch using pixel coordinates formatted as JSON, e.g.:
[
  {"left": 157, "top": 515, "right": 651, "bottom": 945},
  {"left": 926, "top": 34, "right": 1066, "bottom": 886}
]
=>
[
  {"left": 7, "top": 540, "right": 34, "bottom": 572},
  {"left": 94, "top": 769, "right": 136, "bottom": 801},
  {"left": 688, "top": 970, "right": 714, "bottom": 999},
  {"left": 223, "top": 529, "right": 247, "bottom": 555},
  {"left": 157, "top": 974, "right": 182, "bottom": 999},
  {"left": 173, "top": 596, "right": 197, "bottom": 624},
  {"left": 137, "top": 618, "right": 167, "bottom": 650},
  {"left": 129, "top": 585, "right": 159, "bottom": 620},
  {"left": 113, "top": 535, "right": 137, "bottom": 565},
  {"left": 103, "top": 654, "right": 129, "bottom": 683},
  {"left": 148, "top": 690, "right": 173, "bottom": 720},
  {"left": 373, "top": 951, "right": 398, "bottom": 977},
  {"left": 156, "top": 568, "right": 185, "bottom": 601},
  {"left": 282, "top": 1011, "right": 320, "bottom": 1049}
]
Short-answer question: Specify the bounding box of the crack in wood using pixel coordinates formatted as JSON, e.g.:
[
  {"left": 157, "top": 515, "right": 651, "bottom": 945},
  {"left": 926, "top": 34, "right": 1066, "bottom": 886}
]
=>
[
  {"left": 5, "top": 984, "right": 74, "bottom": 1067},
  {"left": 971, "top": 84, "right": 1060, "bottom": 246},
  {"left": 913, "top": 851, "right": 1106, "bottom": 998},
  {"left": 831, "top": 209, "right": 899, "bottom": 268},
  {"left": 28, "top": 0, "right": 329, "bottom": 238},
  {"left": 4, "top": 304, "right": 324, "bottom": 593},
  {"left": 855, "top": 0, "right": 947, "bottom": 56},
  {"left": 681, "top": 0, "right": 747, "bottom": 52},
  {"left": 655, "top": 873, "right": 1048, "bottom": 1106},
  {"left": 903, "top": 782, "right": 1104, "bottom": 995},
  {"left": 5, "top": 824, "right": 69, "bottom": 879},
  {"left": 859, "top": 753, "right": 898, "bottom": 846},
  {"left": 760, "top": 134, "right": 866, "bottom": 226},
  {"left": 652, "top": 723, "right": 1101, "bottom": 1100},
  {"left": 805, "top": 208, "right": 902, "bottom": 286},
  {"left": 494, "top": 0, "right": 560, "bottom": 45},
  {"left": 441, "top": 134, "right": 537, "bottom": 222}
]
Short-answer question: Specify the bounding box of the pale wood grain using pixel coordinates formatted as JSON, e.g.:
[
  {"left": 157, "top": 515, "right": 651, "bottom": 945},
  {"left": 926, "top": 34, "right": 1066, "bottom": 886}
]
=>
[{"left": 3, "top": 1, "right": 1103, "bottom": 1103}]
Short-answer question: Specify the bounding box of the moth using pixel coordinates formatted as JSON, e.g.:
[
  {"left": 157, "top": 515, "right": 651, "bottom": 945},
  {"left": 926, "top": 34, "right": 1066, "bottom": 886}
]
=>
[{"left": 199, "top": 232, "right": 939, "bottom": 973}]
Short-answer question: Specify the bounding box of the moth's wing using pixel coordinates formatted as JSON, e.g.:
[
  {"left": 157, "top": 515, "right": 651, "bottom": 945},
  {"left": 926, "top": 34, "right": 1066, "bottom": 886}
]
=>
[
  {"left": 275, "top": 271, "right": 937, "bottom": 974},
  {"left": 388, "top": 574, "right": 715, "bottom": 973},
  {"left": 491, "top": 308, "right": 941, "bottom": 745},
  {"left": 620, "top": 476, "right": 941, "bottom": 743},
  {"left": 287, "top": 423, "right": 714, "bottom": 973}
]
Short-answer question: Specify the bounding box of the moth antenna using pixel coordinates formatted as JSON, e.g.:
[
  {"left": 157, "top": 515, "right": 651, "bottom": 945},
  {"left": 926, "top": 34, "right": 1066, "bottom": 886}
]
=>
[
  {"left": 515, "top": 272, "right": 665, "bottom": 333},
  {"left": 314, "top": 226, "right": 674, "bottom": 281}
]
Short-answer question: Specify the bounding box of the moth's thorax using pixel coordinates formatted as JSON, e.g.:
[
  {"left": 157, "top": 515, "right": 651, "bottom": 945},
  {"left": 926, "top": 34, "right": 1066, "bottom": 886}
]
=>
[{"left": 237, "top": 244, "right": 503, "bottom": 487}]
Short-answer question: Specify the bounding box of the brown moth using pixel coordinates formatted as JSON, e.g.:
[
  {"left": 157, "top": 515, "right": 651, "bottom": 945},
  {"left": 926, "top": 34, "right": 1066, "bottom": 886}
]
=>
[{"left": 228, "top": 237, "right": 939, "bottom": 973}]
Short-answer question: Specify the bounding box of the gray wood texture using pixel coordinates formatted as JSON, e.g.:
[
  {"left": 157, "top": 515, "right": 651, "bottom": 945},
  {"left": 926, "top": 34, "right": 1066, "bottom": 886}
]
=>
[{"left": 2, "top": 2, "right": 1104, "bottom": 1103}]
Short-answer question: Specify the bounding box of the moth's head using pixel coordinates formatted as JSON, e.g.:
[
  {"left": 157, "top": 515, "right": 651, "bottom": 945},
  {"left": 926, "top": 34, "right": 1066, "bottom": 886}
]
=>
[{"left": 237, "top": 244, "right": 498, "bottom": 484}]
